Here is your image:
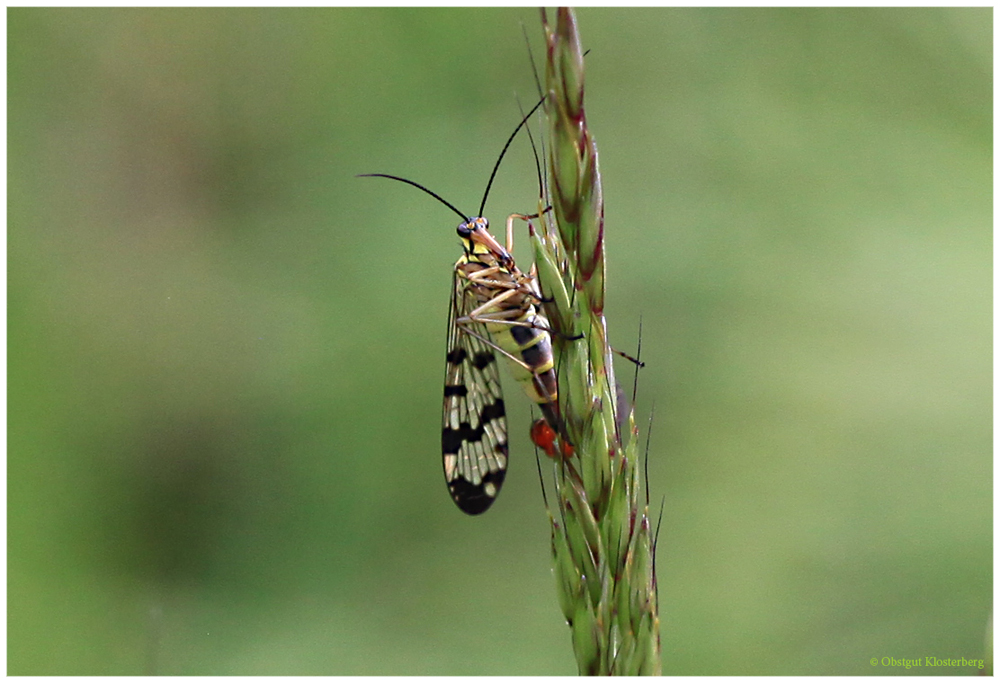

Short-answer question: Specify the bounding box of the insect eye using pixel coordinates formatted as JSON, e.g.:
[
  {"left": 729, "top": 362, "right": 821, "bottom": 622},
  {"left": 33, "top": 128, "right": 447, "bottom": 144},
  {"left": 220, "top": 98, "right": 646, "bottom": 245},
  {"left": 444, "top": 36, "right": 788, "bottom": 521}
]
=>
[{"left": 457, "top": 222, "right": 473, "bottom": 237}]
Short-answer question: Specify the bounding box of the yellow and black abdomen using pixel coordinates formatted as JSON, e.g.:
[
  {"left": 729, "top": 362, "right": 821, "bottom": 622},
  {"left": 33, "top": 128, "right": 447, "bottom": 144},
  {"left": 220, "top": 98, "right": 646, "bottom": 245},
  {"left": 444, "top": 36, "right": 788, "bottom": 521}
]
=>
[
  {"left": 480, "top": 290, "right": 563, "bottom": 434},
  {"left": 485, "top": 306, "right": 557, "bottom": 405}
]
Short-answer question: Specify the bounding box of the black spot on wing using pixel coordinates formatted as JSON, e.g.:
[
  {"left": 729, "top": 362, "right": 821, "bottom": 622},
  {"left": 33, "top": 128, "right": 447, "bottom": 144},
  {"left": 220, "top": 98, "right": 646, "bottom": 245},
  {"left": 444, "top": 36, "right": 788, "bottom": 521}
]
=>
[
  {"left": 449, "top": 469, "right": 507, "bottom": 515},
  {"left": 441, "top": 424, "right": 466, "bottom": 456},
  {"left": 441, "top": 398, "right": 506, "bottom": 455},
  {"left": 471, "top": 351, "right": 496, "bottom": 370},
  {"left": 443, "top": 384, "right": 467, "bottom": 398},
  {"left": 480, "top": 398, "right": 505, "bottom": 424}
]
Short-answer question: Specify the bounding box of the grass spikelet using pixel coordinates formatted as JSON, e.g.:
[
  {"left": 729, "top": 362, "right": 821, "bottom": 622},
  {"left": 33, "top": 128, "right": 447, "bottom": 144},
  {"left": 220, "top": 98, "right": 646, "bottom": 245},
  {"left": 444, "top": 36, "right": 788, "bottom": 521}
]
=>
[{"left": 527, "top": 7, "right": 662, "bottom": 676}]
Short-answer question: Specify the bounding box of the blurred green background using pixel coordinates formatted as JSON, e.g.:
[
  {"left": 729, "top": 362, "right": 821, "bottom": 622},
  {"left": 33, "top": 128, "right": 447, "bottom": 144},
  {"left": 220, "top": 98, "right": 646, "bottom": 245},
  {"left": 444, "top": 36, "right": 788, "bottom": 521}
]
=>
[{"left": 8, "top": 7, "right": 991, "bottom": 675}]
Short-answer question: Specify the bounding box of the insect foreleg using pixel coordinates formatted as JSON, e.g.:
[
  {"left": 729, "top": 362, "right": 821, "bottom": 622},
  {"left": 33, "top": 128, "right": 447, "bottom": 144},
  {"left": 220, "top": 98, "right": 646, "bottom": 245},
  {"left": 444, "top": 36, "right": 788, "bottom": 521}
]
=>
[
  {"left": 504, "top": 213, "right": 535, "bottom": 255},
  {"left": 505, "top": 207, "right": 554, "bottom": 254}
]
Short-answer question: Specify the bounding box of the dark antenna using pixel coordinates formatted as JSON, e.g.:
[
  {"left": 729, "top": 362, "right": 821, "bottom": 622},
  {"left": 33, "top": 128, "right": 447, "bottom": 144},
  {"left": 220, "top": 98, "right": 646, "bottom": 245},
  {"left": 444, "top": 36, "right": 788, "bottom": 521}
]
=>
[
  {"left": 516, "top": 92, "right": 546, "bottom": 204},
  {"left": 520, "top": 26, "right": 554, "bottom": 220},
  {"left": 356, "top": 173, "right": 469, "bottom": 222},
  {"left": 359, "top": 93, "right": 546, "bottom": 223},
  {"left": 521, "top": 22, "right": 545, "bottom": 106},
  {"left": 477, "top": 93, "right": 547, "bottom": 217}
]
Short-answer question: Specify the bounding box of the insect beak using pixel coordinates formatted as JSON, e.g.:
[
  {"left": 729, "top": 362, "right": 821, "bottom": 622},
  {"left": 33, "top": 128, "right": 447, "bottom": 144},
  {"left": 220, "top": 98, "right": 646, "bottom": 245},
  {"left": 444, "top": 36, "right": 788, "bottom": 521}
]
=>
[{"left": 470, "top": 225, "right": 512, "bottom": 263}]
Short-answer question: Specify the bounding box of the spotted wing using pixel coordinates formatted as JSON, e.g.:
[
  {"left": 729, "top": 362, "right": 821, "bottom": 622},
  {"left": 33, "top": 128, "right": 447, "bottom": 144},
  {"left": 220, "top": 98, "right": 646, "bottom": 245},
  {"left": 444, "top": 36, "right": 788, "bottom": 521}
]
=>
[{"left": 441, "top": 269, "right": 508, "bottom": 514}]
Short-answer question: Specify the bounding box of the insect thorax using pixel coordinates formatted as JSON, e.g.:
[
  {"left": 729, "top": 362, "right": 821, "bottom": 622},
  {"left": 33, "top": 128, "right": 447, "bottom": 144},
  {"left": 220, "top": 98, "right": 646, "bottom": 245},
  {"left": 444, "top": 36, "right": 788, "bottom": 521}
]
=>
[{"left": 461, "top": 245, "right": 538, "bottom": 293}]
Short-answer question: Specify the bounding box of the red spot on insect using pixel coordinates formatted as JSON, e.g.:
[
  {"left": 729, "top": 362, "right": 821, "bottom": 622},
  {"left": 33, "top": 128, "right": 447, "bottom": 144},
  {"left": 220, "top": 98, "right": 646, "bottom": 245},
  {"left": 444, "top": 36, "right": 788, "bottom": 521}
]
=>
[{"left": 530, "top": 419, "right": 574, "bottom": 460}]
